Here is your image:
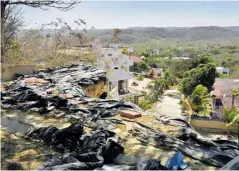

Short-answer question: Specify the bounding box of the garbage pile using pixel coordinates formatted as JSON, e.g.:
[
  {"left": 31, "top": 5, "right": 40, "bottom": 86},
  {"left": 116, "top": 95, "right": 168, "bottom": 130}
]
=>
[
  {"left": 132, "top": 125, "right": 239, "bottom": 168},
  {"left": 25, "top": 123, "right": 124, "bottom": 170},
  {"left": 1, "top": 64, "right": 142, "bottom": 120},
  {"left": 23, "top": 116, "right": 239, "bottom": 170},
  {"left": 1, "top": 64, "right": 239, "bottom": 170},
  {"left": 25, "top": 122, "right": 186, "bottom": 170}
]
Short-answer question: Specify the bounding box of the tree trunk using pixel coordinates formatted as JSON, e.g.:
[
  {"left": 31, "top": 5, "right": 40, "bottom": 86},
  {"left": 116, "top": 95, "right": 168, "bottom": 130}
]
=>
[
  {"left": 232, "top": 96, "right": 235, "bottom": 107},
  {"left": 1, "top": 2, "right": 6, "bottom": 63}
]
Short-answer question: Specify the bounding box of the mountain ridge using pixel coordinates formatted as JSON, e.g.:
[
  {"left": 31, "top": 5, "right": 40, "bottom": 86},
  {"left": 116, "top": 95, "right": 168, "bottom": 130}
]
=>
[{"left": 18, "top": 26, "right": 239, "bottom": 44}]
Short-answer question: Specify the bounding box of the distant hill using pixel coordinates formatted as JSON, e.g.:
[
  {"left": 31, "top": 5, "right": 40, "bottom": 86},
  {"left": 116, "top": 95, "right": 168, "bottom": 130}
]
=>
[
  {"left": 86, "top": 26, "right": 239, "bottom": 44},
  {"left": 226, "top": 26, "right": 239, "bottom": 32},
  {"left": 18, "top": 26, "right": 239, "bottom": 45}
]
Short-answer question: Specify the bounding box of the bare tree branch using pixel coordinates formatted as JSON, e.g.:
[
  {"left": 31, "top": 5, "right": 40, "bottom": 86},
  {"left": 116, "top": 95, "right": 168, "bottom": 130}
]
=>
[
  {"left": 4, "top": 5, "right": 24, "bottom": 50},
  {"left": 8, "top": 0, "right": 80, "bottom": 11},
  {"left": 1, "top": 0, "right": 81, "bottom": 63}
]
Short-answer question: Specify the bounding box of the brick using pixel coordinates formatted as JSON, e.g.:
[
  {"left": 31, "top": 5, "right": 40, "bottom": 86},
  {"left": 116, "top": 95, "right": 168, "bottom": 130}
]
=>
[{"left": 119, "top": 110, "right": 141, "bottom": 119}]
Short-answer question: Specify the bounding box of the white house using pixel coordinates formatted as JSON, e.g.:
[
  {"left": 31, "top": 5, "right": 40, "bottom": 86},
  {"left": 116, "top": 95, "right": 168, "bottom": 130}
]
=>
[
  {"left": 216, "top": 67, "right": 230, "bottom": 75},
  {"left": 91, "top": 39, "right": 134, "bottom": 96},
  {"left": 172, "top": 57, "right": 191, "bottom": 60}
]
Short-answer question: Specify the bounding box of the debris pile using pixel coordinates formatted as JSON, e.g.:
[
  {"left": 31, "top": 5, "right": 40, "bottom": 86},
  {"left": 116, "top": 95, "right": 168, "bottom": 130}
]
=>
[
  {"left": 25, "top": 123, "right": 124, "bottom": 170},
  {"left": 1, "top": 64, "right": 141, "bottom": 120},
  {"left": 1, "top": 64, "right": 239, "bottom": 170}
]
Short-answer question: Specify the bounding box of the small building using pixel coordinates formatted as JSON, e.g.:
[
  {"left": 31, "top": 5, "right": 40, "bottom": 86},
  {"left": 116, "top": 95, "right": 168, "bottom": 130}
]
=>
[
  {"left": 91, "top": 39, "right": 134, "bottom": 96},
  {"left": 130, "top": 56, "right": 143, "bottom": 63},
  {"left": 140, "top": 56, "right": 145, "bottom": 59},
  {"left": 216, "top": 67, "right": 230, "bottom": 75},
  {"left": 172, "top": 57, "right": 191, "bottom": 60},
  {"left": 149, "top": 68, "right": 163, "bottom": 79},
  {"left": 211, "top": 79, "right": 239, "bottom": 120}
]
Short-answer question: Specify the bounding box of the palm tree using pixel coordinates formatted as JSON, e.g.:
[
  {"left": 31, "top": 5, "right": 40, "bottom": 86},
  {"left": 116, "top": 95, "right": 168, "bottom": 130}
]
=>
[
  {"left": 227, "top": 115, "right": 239, "bottom": 127},
  {"left": 181, "top": 85, "right": 212, "bottom": 120},
  {"left": 223, "top": 107, "right": 239, "bottom": 127}
]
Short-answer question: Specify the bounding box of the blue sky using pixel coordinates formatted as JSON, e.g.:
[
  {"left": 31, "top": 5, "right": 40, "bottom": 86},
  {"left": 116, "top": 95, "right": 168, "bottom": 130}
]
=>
[{"left": 21, "top": 1, "right": 239, "bottom": 29}]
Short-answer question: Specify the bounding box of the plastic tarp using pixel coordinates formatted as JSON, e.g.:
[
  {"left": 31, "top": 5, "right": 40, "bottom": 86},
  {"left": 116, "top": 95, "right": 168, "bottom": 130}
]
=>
[
  {"left": 1, "top": 64, "right": 142, "bottom": 120},
  {"left": 25, "top": 123, "right": 124, "bottom": 170},
  {"left": 132, "top": 125, "right": 239, "bottom": 168}
]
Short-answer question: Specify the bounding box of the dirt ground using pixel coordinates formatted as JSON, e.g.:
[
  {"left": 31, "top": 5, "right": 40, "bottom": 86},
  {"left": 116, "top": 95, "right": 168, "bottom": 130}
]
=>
[
  {"left": 128, "top": 77, "right": 152, "bottom": 94},
  {"left": 0, "top": 109, "right": 217, "bottom": 170},
  {"left": 1, "top": 130, "right": 55, "bottom": 170}
]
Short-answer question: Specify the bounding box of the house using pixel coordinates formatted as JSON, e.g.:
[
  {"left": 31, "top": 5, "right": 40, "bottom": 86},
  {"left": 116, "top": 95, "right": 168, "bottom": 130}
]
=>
[
  {"left": 172, "top": 57, "right": 191, "bottom": 60},
  {"left": 130, "top": 56, "right": 143, "bottom": 63},
  {"left": 91, "top": 39, "right": 134, "bottom": 96},
  {"left": 149, "top": 68, "right": 163, "bottom": 79},
  {"left": 216, "top": 67, "right": 230, "bottom": 75},
  {"left": 211, "top": 79, "right": 239, "bottom": 120}
]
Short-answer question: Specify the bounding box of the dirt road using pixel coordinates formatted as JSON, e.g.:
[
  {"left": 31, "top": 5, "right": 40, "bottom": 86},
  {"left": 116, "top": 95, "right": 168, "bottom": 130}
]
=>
[{"left": 146, "top": 90, "right": 182, "bottom": 117}]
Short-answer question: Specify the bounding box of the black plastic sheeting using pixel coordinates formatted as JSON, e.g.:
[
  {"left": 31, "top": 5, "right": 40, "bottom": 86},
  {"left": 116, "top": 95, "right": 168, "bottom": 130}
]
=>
[
  {"left": 220, "top": 155, "right": 239, "bottom": 170},
  {"left": 25, "top": 123, "right": 171, "bottom": 170},
  {"left": 1, "top": 64, "right": 142, "bottom": 120},
  {"left": 94, "top": 160, "right": 168, "bottom": 171},
  {"left": 132, "top": 123, "right": 239, "bottom": 168},
  {"left": 25, "top": 123, "right": 124, "bottom": 170}
]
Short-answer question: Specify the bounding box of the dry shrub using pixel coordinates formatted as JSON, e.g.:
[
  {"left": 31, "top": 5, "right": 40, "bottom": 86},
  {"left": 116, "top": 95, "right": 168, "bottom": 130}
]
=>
[{"left": 5, "top": 18, "right": 96, "bottom": 68}]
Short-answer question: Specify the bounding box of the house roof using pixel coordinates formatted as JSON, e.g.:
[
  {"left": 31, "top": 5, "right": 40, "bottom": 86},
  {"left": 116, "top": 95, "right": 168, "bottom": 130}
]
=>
[
  {"left": 212, "top": 79, "right": 239, "bottom": 108},
  {"left": 151, "top": 68, "right": 163, "bottom": 73},
  {"left": 130, "top": 56, "right": 143, "bottom": 63}
]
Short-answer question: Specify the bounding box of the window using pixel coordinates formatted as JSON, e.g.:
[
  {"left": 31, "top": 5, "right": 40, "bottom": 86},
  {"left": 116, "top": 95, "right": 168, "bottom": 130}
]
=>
[
  {"left": 102, "top": 54, "right": 104, "bottom": 57},
  {"left": 108, "top": 53, "right": 112, "bottom": 56}
]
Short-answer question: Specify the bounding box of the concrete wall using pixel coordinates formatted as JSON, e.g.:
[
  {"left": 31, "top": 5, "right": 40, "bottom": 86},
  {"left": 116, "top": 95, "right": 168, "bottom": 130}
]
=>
[
  {"left": 91, "top": 40, "right": 133, "bottom": 86},
  {"left": 1, "top": 64, "right": 36, "bottom": 81},
  {"left": 190, "top": 119, "right": 238, "bottom": 134}
]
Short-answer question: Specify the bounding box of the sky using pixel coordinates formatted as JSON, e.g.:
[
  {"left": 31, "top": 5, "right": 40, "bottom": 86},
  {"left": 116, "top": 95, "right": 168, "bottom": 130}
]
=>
[{"left": 21, "top": 1, "right": 239, "bottom": 29}]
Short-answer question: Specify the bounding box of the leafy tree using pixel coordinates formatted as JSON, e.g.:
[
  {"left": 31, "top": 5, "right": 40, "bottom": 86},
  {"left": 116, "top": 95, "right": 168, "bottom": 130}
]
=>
[
  {"left": 169, "top": 60, "right": 193, "bottom": 79},
  {"left": 130, "top": 62, "right": 150, "bottom": 73},
  {"left": 164, "top": 70, "right": 176, "bottom": 87},
  {"left": 180, "top": 57, "right": 216, "bottom": 96},
  {"left": 192, "top": 55, "right": 213, "bottom": 68},
  {"left": 149, "top": 79, "right": 165, "bottom": 102},
  {"left": 122, "top": 48, "right": 129, "bottom": 55},
  {"left": 140, "top": 50, "right": 149, "bottom": 57},
  {"left": 140, "top": 63, "right": 150, "bottom": 72}
]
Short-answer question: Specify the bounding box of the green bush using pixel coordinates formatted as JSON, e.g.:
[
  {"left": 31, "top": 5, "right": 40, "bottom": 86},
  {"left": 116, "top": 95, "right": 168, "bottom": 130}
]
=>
[
  {"left": 139, "top": 99, "right": 153, "bottom": 111},
  {"left": 136, "top": 75, "right": 144, "bottom": 81}
]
